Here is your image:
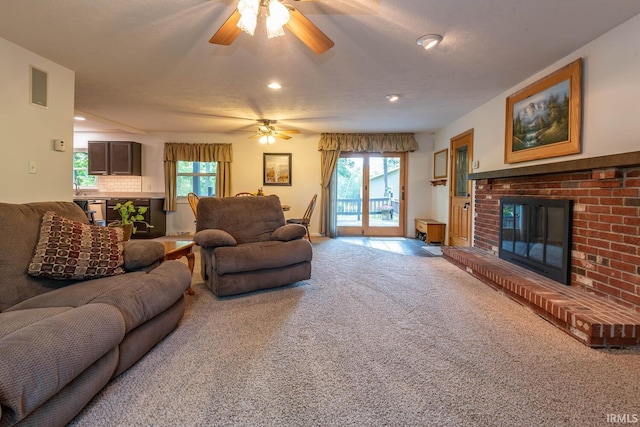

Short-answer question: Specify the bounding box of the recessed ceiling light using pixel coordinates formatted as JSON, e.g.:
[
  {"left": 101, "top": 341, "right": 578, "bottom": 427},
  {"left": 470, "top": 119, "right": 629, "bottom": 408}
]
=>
[
  {"left": 267, "top": 82, "right": 282, "bottom": 89},
  {"left": 74, "top": 116, "right": 86, "bottom": 121},
  {"left": 386, "top": 94, "right": 401, "bottom": 103},
  {"left": 417, "top": 34, "right": 443, "bottom": 50}
]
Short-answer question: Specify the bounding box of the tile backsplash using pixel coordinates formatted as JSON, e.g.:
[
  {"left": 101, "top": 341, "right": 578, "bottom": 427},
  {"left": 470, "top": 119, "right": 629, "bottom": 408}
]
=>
[{"left": 98, "top": 176, "right": 142, "bottom": 192}]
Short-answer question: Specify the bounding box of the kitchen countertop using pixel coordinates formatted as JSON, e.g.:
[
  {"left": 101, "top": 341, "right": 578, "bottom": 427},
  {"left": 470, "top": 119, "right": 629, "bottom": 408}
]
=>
[{"left": 73, "top": 192, "right": 165, "bottom": 200}]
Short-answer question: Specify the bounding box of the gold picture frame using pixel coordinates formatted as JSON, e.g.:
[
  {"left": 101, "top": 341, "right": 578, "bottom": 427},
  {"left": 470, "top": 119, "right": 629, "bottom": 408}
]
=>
[
  {"left": 433, "top": 149, "right": 448, "bottom": 179},
  {"left": 505, "top": 58, "right": 582, "bottom": 164}
]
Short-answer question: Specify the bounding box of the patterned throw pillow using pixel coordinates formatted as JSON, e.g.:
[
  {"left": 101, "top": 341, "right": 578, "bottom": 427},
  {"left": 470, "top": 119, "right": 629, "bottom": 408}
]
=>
[{"left": 27, "top": 211, "right": 125, "bottom": 280}]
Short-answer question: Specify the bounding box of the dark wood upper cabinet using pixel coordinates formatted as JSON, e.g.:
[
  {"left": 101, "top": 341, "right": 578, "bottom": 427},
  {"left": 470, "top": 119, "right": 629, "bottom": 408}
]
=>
[
  {"left": 88, "top": 141, "right": 141, "bottom": 175},
  {"left": 87, "top": 141, "right": 109, "bottom": 175}
]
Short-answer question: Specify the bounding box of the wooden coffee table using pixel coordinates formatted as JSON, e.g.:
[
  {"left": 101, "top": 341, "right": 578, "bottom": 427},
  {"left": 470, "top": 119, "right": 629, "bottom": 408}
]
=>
[{"left": 161, "top": 240, "right": 196, "bottom": 295}]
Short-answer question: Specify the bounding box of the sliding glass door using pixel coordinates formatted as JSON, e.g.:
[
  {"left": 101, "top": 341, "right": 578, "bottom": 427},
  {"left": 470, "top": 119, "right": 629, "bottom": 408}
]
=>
[{"left": 336, "top": 153, "right": 406, "bottom": 236}]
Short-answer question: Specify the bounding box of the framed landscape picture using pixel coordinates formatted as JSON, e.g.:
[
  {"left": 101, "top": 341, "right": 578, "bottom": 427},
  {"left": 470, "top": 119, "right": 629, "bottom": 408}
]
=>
[
  {"left": 504, "top": 58, "right": 582, "bottom": 164},
  {"left": 263, "top": 153, "right": 292, "bottom": 186}
]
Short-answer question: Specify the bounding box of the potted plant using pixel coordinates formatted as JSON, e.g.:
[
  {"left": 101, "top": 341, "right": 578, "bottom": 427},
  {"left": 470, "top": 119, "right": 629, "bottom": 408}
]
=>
[
  {"left": 108, "top": 201, "right": 153, "bottom": 241},
  {"left": 379, "top": 204, "right": 393, "bottom": 220}
]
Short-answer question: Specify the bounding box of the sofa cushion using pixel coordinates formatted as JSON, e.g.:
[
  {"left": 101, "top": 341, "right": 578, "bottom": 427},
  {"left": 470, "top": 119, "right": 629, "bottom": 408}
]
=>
[
  {"left": 271, "top": 224, "right": 307, "bottom": 241},
  {"left": 8, "top": 261, "right": 192, "bottom": 332},
  {"left": 196, "top": 195, "right": 285, "bottom": 244},
  {"left": 27, "top": 211, "right": 125, "bottom": 280},
  {"left": 214, "top": 239, "right": 313, "bottom": 275},
  {"left": 194, "top": 229, "right": 237, "bottom": 248},
  {"left": 0, "top": 202, "right": 90, "bottom": 311},
  {"left": 123, "top": 240, "right": 166, "bottom": 271},
  {"left": 0, "top": 304, "right": 125, "bottom": 425}
]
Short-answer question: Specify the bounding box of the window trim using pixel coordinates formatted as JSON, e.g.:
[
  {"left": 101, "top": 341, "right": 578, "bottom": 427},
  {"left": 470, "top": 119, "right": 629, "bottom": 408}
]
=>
[
  {"left": 176, "top": 161, "right": 217, "bottom": 198},
  {"left": 73, "top": 150, "right": 98, "bottom": 189}
]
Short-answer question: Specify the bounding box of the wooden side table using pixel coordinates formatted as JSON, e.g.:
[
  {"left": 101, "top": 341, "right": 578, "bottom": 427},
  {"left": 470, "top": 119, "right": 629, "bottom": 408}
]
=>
[
  {"left": 415, "top": 219, "right": 446, "bottom": 245},
  {"left": 161, "top": 240, "right": 196, "bottom": 295}
]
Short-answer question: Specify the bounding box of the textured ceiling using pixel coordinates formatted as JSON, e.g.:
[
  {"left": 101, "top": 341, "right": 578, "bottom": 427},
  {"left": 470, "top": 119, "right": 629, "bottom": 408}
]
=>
[{"left": 1, "top": 0, "right": 640, "bottom": 135}]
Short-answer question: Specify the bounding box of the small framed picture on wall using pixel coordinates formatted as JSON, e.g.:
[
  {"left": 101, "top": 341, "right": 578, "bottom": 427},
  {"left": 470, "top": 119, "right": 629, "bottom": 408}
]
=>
[{"left": 263, "top": 153, "right": 292, "bottom": 186}]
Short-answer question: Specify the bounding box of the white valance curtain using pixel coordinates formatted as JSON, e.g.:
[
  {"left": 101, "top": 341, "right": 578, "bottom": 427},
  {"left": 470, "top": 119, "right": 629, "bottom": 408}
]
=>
[
  {"left": 317, "top": 133, "right": 418, "bottom": 237},
  {"left": 163, "top": 142, "right": 233, "bottom": 211}
]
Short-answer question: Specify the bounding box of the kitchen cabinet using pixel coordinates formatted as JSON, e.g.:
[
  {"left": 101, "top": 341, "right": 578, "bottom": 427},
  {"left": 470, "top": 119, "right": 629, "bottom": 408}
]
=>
[
  {"left": 106, "top": 198, "right": 166, "bottom": 239},
  {"left": 88, "top": 141, "right": 141, "bottom": 175}
]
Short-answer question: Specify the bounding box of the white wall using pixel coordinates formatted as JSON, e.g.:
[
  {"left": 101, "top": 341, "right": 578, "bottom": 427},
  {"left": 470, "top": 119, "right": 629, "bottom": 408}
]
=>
[
  {"left": 0, "top": 37, "right": 75, "bottom": 203},
  {"left": 408, "top": 133, "right": 434, "bottom": 234},
  {"left": 432, "top": 13, "right": 640, "bottom": 229}
]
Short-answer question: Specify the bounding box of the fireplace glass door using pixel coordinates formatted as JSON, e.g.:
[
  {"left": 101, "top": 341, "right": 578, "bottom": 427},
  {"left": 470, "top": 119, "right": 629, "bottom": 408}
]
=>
[{"left": 499, "top": 198, "right": 572, "bottom": 285}]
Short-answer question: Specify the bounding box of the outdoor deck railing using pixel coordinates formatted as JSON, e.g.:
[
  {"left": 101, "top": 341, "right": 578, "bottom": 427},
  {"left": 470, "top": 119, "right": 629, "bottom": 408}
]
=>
[{"left": 337, "top": 198, "right": 398, "bottom": 220}]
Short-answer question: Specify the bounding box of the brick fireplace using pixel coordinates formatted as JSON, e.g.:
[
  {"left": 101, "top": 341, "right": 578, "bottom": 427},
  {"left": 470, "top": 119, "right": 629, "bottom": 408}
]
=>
[
  {"left": 442, "top": 151, "right": 640, "bottom": 347},
  {"left": 472, "top": 165, "right": 640, "bottom": 312}
]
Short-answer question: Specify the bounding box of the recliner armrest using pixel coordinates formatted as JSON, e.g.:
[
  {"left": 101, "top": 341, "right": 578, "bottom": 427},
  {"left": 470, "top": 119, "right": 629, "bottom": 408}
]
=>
[
  {"left": 123, "top": 241, "right": 165, "bottom": 271},
  {"left": 194, "top": 229, "right": 237, "bottom": 248},
  {"left": 271, "top": 224, "right": 307, "bottom": 242}
]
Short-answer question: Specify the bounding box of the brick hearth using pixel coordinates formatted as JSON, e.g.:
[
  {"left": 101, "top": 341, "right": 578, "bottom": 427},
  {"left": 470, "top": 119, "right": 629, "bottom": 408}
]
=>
[
  {"left": 443, "top": 246, "right": 640, "bottom": 348},
  {"left": 473, "top": 166, "right": 640, "bottom": 312}
]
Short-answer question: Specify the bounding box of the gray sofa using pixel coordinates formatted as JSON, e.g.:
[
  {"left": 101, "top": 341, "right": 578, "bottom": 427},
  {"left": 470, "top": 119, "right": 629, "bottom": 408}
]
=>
[
  {"left": 0, "top": 201, "right": 192, "bottom": 426},
  {"left": 194, "top": 195, "right": 312, "bottom": 297}
]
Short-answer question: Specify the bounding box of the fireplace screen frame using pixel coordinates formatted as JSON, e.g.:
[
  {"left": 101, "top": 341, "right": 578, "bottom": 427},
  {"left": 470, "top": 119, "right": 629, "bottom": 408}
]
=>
[{"left": 499, "top": 197, "right": 572, "bottom": 285}]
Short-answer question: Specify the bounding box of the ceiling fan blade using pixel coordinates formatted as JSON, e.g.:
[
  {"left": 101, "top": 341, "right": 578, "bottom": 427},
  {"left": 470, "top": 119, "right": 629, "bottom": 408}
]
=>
[
  {"left": 276, "top": 129, "right": 301, "bottom": 134},
  {"left": 249, "top": 133, "right": 261, "bottom": 139},
  {"left": 274, "top": 133, "right": 292, "bottom": 140},
  {"left": 209, "top": 9, "right": 242, "bottom": 45},
  {"left": 284, "top": 7, "right": 335, "bottom": 54}
]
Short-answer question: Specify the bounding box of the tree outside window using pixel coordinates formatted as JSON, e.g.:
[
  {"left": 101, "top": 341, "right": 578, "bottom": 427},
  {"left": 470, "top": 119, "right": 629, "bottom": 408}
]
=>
[
  {"left": 177, "top": 161, "right": 216, "bottom": 197},
  {"left": 73, "top": 152, "right": 97, "bottom": 187}
]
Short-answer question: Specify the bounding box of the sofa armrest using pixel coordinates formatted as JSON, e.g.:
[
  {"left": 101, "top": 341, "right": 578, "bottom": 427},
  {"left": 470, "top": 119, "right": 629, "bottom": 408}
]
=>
[
  {"left": 194, "top": 229, "right": 237, "bottom": 248},
  {"left": 123, "top": 240, "right": 165, "bottom": 271},
  {"left": 271, "top": 224, "right": 307, "bottom": 242}
]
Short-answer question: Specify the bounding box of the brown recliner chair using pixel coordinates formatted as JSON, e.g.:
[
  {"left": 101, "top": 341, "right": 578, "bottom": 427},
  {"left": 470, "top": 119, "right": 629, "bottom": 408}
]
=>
[{"left": 194, "top": 195, "right": 312, "bottom": 297}]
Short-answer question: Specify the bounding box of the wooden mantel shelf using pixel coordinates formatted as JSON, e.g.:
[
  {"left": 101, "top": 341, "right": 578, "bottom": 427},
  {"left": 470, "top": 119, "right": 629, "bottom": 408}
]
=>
[
  {"left": 469, "top": 150, "right": 640, "bottom": 181},
  {"left": 430, "top": 179, "right": 447, "bottom": 186}
]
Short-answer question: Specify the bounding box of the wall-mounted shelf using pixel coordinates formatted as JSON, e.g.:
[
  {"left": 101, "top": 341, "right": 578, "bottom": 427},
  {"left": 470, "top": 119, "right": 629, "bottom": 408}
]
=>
[{"left": 430, "top": 179, "right": 447, "bottom": 186}]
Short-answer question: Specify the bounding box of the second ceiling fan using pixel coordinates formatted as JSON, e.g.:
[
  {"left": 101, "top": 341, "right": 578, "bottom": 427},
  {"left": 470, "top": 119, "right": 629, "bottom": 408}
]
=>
[
  {"left": 251, "top": 120, "right": 300, "bottom": 144},
  {"left": 209, "top": 0, "right": 335, "bottom": 54}
]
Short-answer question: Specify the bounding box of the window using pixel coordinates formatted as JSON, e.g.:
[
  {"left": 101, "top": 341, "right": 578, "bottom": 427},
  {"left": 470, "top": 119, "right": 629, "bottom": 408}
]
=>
[
  {"left": 73, "top": 152, "right": 97, "bottom": 188},
  {"left": 177, "top": 161, "right": 216, "bottom": 197}
]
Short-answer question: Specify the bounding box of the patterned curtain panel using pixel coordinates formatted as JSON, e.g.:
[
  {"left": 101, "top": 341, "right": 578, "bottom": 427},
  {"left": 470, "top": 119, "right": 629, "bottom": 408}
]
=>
[
  {"left": 317, "top": 133, "right": 418, "bottom": 153},
  {"left": 163, "top": 142, "right": 233, "bottom": 211}
]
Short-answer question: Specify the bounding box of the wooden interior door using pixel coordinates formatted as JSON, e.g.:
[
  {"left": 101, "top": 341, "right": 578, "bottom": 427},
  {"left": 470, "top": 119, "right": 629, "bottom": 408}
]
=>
[{"left": 449, "top": 130, "right": 474, "bottom": 246}]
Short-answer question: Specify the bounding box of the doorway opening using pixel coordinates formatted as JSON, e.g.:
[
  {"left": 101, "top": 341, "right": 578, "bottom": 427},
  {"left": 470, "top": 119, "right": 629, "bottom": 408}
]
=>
[{"left": 336, "top": 153, "right": 406, "bottom": 237}]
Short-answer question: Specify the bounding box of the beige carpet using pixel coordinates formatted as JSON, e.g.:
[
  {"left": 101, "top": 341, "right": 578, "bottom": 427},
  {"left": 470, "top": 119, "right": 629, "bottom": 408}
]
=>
[{"left": 70, "top": 238, "right": 640, "bottom": 426}]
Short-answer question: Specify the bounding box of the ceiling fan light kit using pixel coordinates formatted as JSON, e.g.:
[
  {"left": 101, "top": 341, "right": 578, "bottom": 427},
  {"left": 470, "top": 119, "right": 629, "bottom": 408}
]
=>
[
  {"left": 209, "top": 0, "right": 335, "bottom": 54},
  {"left": 266, "top": 1, "right": 290, "bottom": 38},
  {"left": 259, "top": 135, "right": 276, "bottom": 144},
  {"left": 417, "top": 34, "right": 443, "bottom": 50},
  {"left": 237, "top": 0, "right": 260, "bottom": 35},
  {"left": 236, "top": 0, "right": 290, "bottom": 39},
  {"left": 250, "top": 119, "right": 300, "bottom": 143}
]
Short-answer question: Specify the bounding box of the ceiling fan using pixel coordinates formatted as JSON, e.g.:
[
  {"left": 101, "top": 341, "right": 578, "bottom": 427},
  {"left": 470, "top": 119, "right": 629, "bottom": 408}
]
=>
[
  {"left": 251, "top": 120, "right": 300, "bottom": 143},
  {"left": 209, "top": 0, "right": 335, "bottom": 54}
]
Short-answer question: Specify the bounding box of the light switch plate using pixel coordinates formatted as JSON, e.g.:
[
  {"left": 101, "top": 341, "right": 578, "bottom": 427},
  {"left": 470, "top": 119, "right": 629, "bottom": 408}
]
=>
[{"left": 28, "top": 161, "right": 37, "bottom": 174}]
